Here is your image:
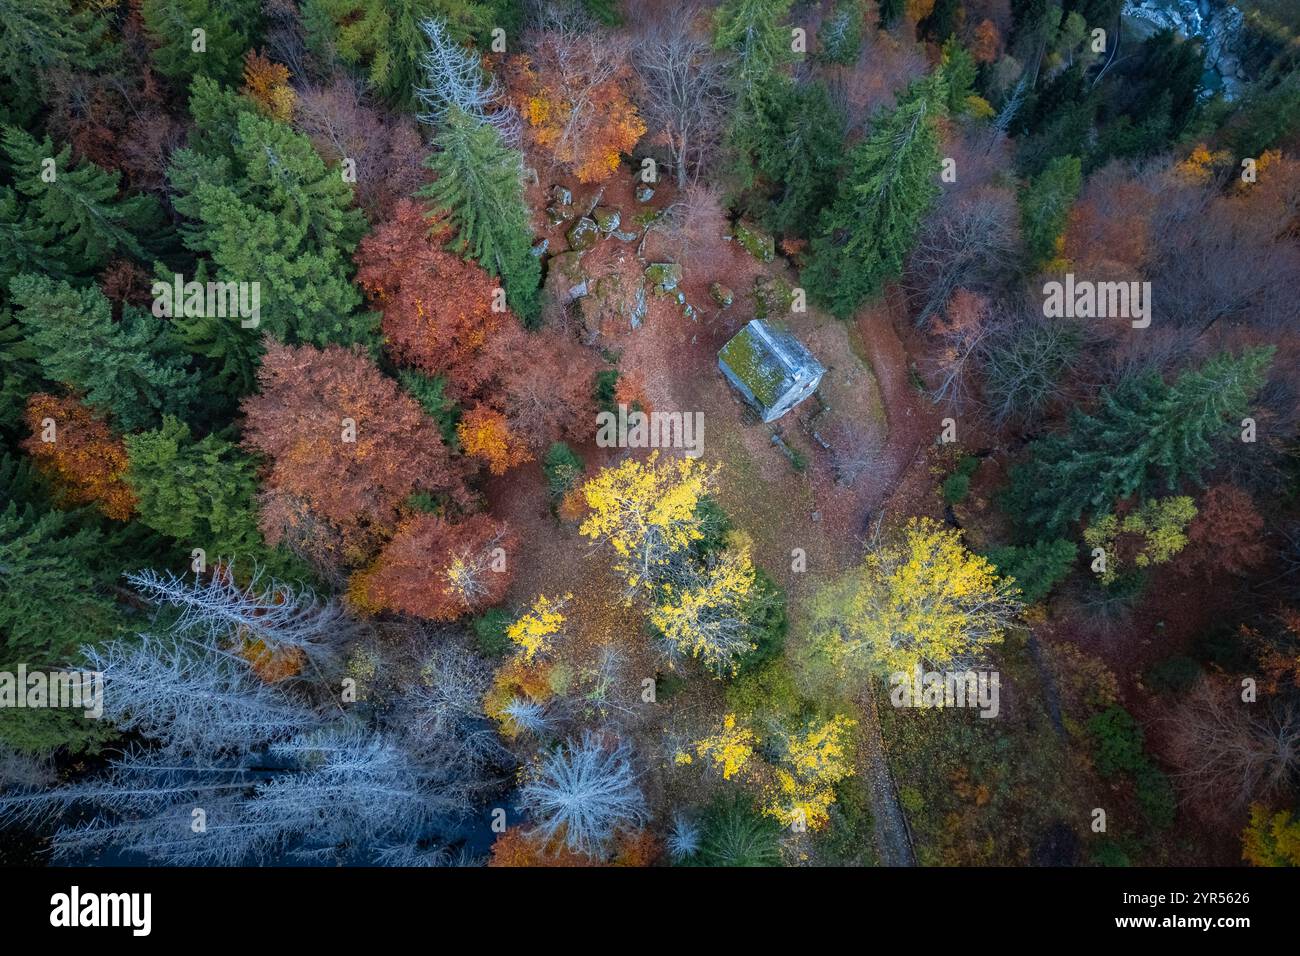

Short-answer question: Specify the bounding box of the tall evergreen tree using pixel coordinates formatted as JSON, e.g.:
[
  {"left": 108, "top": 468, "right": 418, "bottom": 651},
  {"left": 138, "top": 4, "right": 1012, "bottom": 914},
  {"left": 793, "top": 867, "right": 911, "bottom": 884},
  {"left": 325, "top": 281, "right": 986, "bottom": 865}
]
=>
[
  {"left": 1019, "top": 154, "right": 1081, "bottom": 269},
  {"left": 749, "top": 82, "right": 846, "bottom": 239},
  {"left": 1007, "top": 348, "right": 1275, "bottom": 537},
  {"left": 140, "top": 0, "right": 260, "bottom": 88},
  {"left": 416, "top": 107, "right": 540, "bottom": 323},
  {"left": 124, "top": 417, "right": 307, "bottom": 580},
  {"left": 1, "top": 128, "right": 164, "bottom": 274},
  {"left": 167, "top": 80, "right": 373, "bottom": 386},
  {"left": 0, "top": 0, "right": 103, "bottom": 126},
  {"left": 8, "top": 275, "right": 199, "bottom": 431},
  {"left": 802, "top": 75, "right": 945, "bottom": 318}
]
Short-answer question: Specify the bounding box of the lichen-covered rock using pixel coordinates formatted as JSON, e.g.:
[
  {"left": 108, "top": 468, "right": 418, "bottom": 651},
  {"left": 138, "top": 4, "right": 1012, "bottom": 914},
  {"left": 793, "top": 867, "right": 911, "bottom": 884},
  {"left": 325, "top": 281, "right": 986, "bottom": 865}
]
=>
[
  {"left": 546, "top": 250, "right": 589, "bottom": 303},
  {"left": 635, "top": 184, "right": 655, "bottom": 203},
  {"left": 592, "top": 206, "right": 621, "bottom": 234},
  {"left": 566, "top": 216, "right": 600, "bottom": 251},
  {"left": 753, "top": 274, "right": 793, "bottom": 319},
  {"left": 610, "top": 228, "right": 639, "bottom": 242},
  {"left": 733, "top": 219, "right": 775, "bottom": 262},
  {"left": 531, "top": 238, "right": 549, "bottom": 257},
  {"left": 710, "top": 283, "right": 734, "bottom": 307},
  {"left": 547, "top": 203, "right": 575, "bottom": 225},
  {"left": 581, "top": 271, "right": 648, "bottom": 336},
  {"left": 645, "top": 262, "right": 682, "bottom": 295},
  {"left": 549, "top": 184, "right": 573, "bottom": 206}
]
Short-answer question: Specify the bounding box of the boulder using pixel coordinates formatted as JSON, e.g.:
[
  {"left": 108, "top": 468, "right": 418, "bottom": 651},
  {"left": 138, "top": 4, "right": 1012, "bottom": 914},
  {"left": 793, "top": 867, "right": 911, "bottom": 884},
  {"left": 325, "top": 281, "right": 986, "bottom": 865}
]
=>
[
  {"left": 710, "top": 282, "right": 734, "bottom": 307},
  {"left": 566, "top": 216, "right": 601, "bottom": 251},
  {"left": 592, "top": 206, "right": 622, "bottom": 234},
  {"left": 549, "top": 184, "right": 573, "bottom": 206},
  {"left": 753, "top": 275, "right": 793, "bottom": 319},
  {"left": 546, "top": 251, "right": 589, "bottom": 303},
  {"left": 635, "top": 184, "right": 655, "bottom": 203},
  {"left": 645, "top": 262, "right": 682, "bottom": 295},
  {"left": 732, "top": 219, "right": 775, "bottom": 262}
]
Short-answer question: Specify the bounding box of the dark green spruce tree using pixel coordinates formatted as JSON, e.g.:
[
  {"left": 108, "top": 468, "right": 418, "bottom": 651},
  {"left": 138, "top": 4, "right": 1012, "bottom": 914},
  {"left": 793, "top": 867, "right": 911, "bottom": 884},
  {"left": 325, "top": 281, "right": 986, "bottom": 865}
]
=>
[
  {"left": 1006, "top": 347, "right": 1275, "bottom": 537},
  {"left": 802, "top": 73, "right": 945, "bottom": 318}
]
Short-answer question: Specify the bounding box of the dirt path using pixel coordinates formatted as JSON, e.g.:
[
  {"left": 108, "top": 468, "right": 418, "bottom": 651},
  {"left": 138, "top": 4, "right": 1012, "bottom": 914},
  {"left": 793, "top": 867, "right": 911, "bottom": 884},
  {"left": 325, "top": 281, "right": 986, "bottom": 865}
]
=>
[
  {"left": 848, "top": 300, "right": 937, "bottom": 865},
  {"left": 860, "top": 686, "right": 918, "bottom": 866}
]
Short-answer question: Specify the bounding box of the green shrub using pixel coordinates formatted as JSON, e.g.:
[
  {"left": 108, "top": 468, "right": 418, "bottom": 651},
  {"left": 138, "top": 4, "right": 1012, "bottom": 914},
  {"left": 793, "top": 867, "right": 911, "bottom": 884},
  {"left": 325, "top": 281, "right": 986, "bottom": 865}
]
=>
[
  {"left": 985, "top": 538, "right": 1077, "bottom": 603},
  {"left": 471, "top": 608, "right": 512, "bottom": 657},
  {"left": 1091, "top": 840, "right": 1131, "bottom": 867},
  {"left": 398, "top": 370, "right": 461, "bottom": 447},
  {"left": 725, "top": 659, "right": 802, "bottom": 724},
  {"left": 735, "top": 568, "right": 788, "bottom": 675},
  {"left": 1146, "top": 655, "right": 1201, "bottom": 694},
  {"left": 692, "top": 495, "right": 734, "bottom": 557},
  {"left": 593, "top": 369, "right": 619, "bottom": 413},
  {"left": 1136, "top": 764, "right": 1176, "bottom": 830},
  {"left": 542, "top": 442, "right": 584, "bottom": 501},
  {"left": 1087, "top": 706, "right": 1146, "bottom": 778},
  {"left": 899, "top": 785, "right": 925, "bottom": 814},
  {"left": 942, "top": 472, "right": 971, "bottom": 504}
]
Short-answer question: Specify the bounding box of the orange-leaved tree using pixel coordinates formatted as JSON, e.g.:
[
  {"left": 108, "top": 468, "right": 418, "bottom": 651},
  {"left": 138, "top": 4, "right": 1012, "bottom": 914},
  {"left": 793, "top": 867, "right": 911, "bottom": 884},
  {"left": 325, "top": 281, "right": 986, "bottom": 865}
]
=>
[
  {"left": 22, "top": 393, "right": 135, "bottom": 520},
  {"left": 350, "top": 513, "right": 516, "bottom": 620},
  {"left": 354, "top": 198, "right": 509, "bottom": 395},
  {"left": 241, "top": 340, "right": 467, "bottom": 553}
]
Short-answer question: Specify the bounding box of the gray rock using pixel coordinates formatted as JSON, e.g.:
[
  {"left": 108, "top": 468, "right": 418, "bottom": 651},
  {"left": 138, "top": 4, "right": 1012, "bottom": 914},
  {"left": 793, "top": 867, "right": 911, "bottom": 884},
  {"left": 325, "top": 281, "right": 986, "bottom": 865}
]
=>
[
  {"left": 635, "top": 184, "right": 655, "bottom": 203},
  {"left": 566, "top": 217, "right": 601, "bottom": 252},
  {"left": 549, "top": 184, "right": 573, "bottom": 206},
  {"left": 645, "top": 262, "right": 682, "bottom": 295},
  {"left": 710, "top": 283, "right": 734, "bottom": 307},
  {"left": 592, "top": 206, "right": 622, "bottom": 234}
]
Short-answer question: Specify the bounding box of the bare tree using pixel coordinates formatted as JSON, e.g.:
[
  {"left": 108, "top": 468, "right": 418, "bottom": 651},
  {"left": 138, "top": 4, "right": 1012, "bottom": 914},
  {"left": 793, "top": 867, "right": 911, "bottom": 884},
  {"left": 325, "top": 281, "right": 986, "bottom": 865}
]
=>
[
  {"left": 82, "top": 633, "right": 321, "bottom": 757},
  {"left": 1166, "top": 676, "right": 1300, "bottom": 809},
  {"left": 125, "top": 566, "right": 356, "bottom": 672},
  {"left": 633, "top": 8, "right": 731, "bottom": 188},
  {"left": 519, "top": 732, "right": 647, "bottom": 856},
  {"left": 906, "top": 186, "right": 1020, "bottom": 324},
  {"left": 396, "top": 644, "right": 509, "bottom": 769}
]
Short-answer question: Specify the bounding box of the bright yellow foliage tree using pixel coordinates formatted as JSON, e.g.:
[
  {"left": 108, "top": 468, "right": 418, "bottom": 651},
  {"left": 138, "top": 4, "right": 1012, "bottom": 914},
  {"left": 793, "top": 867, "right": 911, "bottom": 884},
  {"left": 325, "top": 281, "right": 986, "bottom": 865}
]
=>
[
  {"left": 507, "top": 593, "right": 571, "bottom": 662},
  {"left": 649, "top": 535, "right": 762, "bottom": 676},
  {"left": 811, "top": 517, "right": 1020, "bottom": 676},
  {"left": 578, "top": 452, "right": 718, "bottom": 595},
  {"left": 764, "top": 714, "right": 858, "bottom": 831},
  {"left": 678, "top": 713, "right": 756, "bottom": 780}
]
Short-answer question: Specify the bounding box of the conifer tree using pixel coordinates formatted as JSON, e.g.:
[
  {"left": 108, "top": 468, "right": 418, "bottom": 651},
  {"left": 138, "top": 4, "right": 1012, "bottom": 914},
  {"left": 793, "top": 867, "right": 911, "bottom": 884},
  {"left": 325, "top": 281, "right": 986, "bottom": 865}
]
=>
[
  {"left": 417, "top": 107, "right": 540, "bottom": 323},
  {"left": 9, "top": 275, "right": 198, "bottom": 431},
  {"left": 167, "top": 83, "right": 373, "bottom": 384},
  {"left": 140, "top": 0, "right": 260, "bottom": 87},
  {"left": 802, "top": 75, "right": 946, "bottom": 318},
  {"left": 124, "top": 416, "right": 302, "bottom": 577},
  {"left": 0, "top": 0, "right": 101, "bottom": 125},
  {"left": 1, "top": 128, "right": 163, "bottom": 274},
  {"left": 1007, "top": 348, "right": 1275, "bottom": 537},
  {"left": 1020, "top": 155, "right": 1081, "bottom": 269}
]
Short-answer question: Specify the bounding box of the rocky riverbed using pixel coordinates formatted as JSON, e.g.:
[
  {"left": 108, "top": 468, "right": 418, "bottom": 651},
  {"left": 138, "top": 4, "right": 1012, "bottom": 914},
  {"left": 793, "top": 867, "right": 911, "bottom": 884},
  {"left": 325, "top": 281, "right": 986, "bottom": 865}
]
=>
[{"left": 1123, "top": 0, "right": 1247, "bottom": 98}]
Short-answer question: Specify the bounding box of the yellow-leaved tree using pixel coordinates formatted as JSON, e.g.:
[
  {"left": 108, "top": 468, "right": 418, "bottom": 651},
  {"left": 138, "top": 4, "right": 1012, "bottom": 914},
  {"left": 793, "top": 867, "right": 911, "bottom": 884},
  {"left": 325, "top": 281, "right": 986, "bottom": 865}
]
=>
[
  {"left": 1082, "top": 496, "right": 1196, "bottom": 586},
  {"left": 811, "top": 517, "right": 1020, "bottom": 677},
  {"left": 765, "top": 714, "right": 858, "bottom": 831},
  {"left": 507, "top": 593, "right": 571, "bottom": 662},
  {"left": 578, "top": 452, "right": 718, "bottom": 596},
  {"left": 677, "top": 713, "right": 756, "bottom": 781},
  {"left": 649, "top": 533, "right": 766, "bottom": 676}
]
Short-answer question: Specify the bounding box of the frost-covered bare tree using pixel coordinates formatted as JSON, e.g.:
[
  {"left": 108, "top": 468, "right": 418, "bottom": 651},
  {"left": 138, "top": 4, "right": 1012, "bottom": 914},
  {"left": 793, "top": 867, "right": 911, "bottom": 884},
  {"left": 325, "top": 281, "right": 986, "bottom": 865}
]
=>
[
  {"left": 666, "top": 812, "right": 700, "bottom": 861},
  {"left": 82, "top": 633, "right": 321, "bottom": 757},
  {"left": 245, "top": 726, "right": 473, "bottom": 862},
  {"left": 415, "top": 16, "right": 519, "bottom": 142},
  {"left": 125, "top": 566, "right": 355, "bottom": 672},
  {"left": 633, "top": 8, "right": 731, "bottom": 188},
  {"left": 519, "top": 732, "right": 647, "bottom": 857},
  {"left": 502, "top": 697, "right": 551, "bottom": 736},
  {"left": 0, "top": 725, "right": 481, "bottom": 865},
  {"left": 395, "top": 644, "right": 509, "bottom": 771}
]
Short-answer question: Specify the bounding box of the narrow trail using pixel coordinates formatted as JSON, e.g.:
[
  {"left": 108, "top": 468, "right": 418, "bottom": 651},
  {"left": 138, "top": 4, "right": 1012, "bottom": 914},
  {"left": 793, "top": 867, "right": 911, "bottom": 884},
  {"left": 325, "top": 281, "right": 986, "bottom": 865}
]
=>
[{"left": 851, "top": 302, "right": 934, "bottom": 866}]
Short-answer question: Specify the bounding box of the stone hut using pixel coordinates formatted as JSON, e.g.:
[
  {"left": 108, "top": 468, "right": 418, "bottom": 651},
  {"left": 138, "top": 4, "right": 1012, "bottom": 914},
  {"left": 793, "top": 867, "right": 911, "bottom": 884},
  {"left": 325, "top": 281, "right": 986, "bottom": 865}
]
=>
[{"left": 718, "top": 319, "right": 825, "bottom": 423}]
